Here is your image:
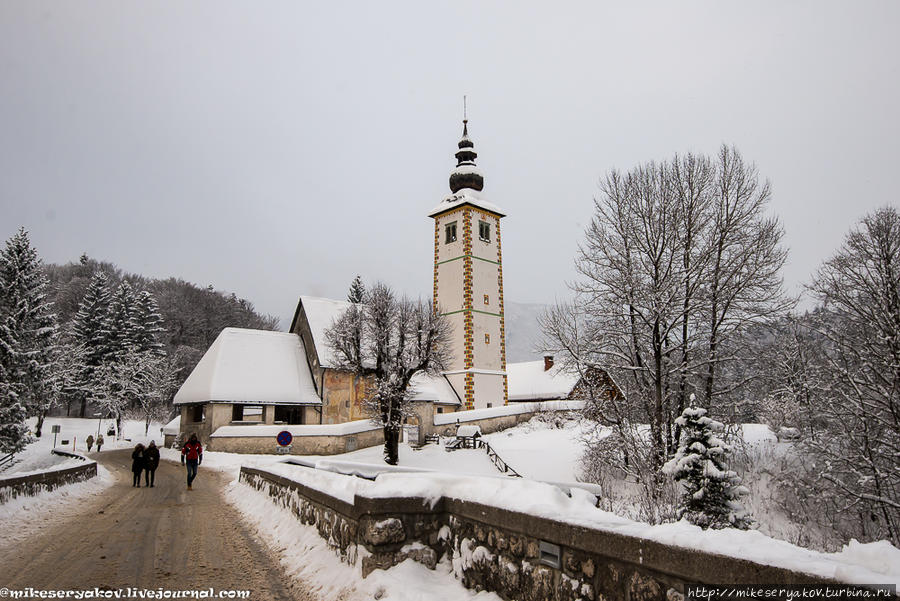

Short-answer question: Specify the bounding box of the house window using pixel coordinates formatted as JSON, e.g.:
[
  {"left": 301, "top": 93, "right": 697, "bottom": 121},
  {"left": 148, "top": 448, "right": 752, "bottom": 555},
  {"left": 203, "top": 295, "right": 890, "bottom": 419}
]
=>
[
  {"left": 192, "top": 405, "right": 204, "bottom": 422},
  {"left": 274, "top": 405, "right": 304, "bottom": 425},
  {"left": 479, "top": 220, "right": 491, "bottom": 242},
  {"left": 484, "top": 333, "right": 490, "bottom": 344},
  {"left": 232, "top": 404, "right": 243, "bottom": 421},
  {"left": 445, "top": 222, "right": 457, "bottom": 243},
  {"left": 242, "top": 405, "right": 263, "bottom": 422},
  {"left": 484, "top": 294, "right": 489, "bottom": 305},
  {"left": 437, "top": 407, "right": 444, "bottom": 413},
  {"left": 487, "top": 403, "right": 493, "bottom": 408}
]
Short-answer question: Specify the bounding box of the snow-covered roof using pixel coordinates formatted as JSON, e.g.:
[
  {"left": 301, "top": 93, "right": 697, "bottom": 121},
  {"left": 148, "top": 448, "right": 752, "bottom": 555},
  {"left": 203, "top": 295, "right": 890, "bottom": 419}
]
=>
[
  {"left": 506, "top": 360, "right": 580, "bottom": 402},
  {"left": 427, "top": 189, "right": 506, "bottom": 218},
  {"left": 298, "top": 296, "right": 353, "bottom": 369},
  {"left": 173, "top": 328, "right": 321, "bottom": 406},
  {"left": 409, "top": 372, "right": 461, "bottom": 405},
  {"left": 162, "top": 416, "right": 180, "bottom": 435}
]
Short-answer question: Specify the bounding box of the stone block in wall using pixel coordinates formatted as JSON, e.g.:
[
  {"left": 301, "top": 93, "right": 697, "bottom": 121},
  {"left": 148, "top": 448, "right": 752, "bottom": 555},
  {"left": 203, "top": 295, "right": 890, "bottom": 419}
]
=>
[
  {"left": 361, "top": 517, "right": 406, "bottom": 546},
  {"left": 629, "top": 570, "right": 664, "bottom": 601}
]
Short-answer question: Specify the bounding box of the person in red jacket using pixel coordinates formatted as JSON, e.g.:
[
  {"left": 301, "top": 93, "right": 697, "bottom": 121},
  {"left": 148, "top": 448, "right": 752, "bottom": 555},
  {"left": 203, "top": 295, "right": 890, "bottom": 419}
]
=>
[{"left": 180, "top": 433, "right": 203, "bottom": 490}]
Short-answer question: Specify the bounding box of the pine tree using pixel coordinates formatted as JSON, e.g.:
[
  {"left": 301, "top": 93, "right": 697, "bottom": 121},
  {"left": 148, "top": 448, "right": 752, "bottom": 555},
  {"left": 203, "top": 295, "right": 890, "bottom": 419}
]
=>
[
  {"left": 347, "top": 275, "right": 366, "bottom": 304},
  {"left": 0, "top": 316, "right": 30, "bottom": 453},
  {"left": 69, "top": 270, "right": 112, "bottom": 417},
  {"left": 0, "top": 228, "right": 58, "bottom": 436},
  {"left": 130, "top": 290, "right": 165, "bottom": 356},
  {"left": 102, "top": 281, "right": 138, "bottom": 361},
  {"left": 663, "top": 398, "right": 752, "bottom": 529}
]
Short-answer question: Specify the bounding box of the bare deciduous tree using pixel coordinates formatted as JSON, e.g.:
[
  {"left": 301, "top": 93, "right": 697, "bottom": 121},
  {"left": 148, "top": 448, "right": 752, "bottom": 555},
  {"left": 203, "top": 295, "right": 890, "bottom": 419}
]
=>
[
  {"left": 543, "top": 146, "right": 789, "bottom": 516},
  {"left": 326, "top": 282, "right": 452, "bottom": 465},
  {"left": 804, "top": 206, "right": 900, "bottom": 545}
]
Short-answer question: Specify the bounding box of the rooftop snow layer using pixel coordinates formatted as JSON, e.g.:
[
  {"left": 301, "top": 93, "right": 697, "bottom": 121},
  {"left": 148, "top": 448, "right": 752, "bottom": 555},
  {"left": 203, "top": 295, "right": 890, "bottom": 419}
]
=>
[
  {"left": 427, "top": 189, "right": 506, "bottom": 218},
  {"left": 299, "top": 296, "right": 353, "bottom": 369},
  {"left": 173, "top": 327, "right": 321, "bottom": 405},
  {"left": 409, "top": 372, "right": 461, "bottom": 405},
  {"left": 506, "top": 360, "right": 580, "bottom": 401}
]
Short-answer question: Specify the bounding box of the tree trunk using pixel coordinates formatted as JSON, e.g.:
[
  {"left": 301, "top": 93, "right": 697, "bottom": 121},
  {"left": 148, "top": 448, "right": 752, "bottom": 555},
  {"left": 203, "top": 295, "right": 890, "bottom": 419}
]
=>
[
  {"left": 383, "top": 426, "right": 400, "bottom": 465},
  {"left": 35, "top": 410, "right": 47, "bottom": 438}
]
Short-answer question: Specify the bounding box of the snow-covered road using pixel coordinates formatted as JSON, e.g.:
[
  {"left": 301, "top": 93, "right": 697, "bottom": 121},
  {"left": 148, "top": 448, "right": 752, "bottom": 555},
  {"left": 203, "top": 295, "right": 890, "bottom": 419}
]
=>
[{"left": 0, "top": 449, "right": 318, "bottom": 600}]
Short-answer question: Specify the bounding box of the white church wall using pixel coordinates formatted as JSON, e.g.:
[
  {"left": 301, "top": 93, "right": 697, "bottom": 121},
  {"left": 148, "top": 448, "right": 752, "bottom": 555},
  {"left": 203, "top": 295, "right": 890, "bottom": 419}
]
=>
[
  {"left": 473, "top": 373, "right": 505, "bottom": 409},
  {"left": 471, "top": 311, "right": 502, "bottom": 371}
]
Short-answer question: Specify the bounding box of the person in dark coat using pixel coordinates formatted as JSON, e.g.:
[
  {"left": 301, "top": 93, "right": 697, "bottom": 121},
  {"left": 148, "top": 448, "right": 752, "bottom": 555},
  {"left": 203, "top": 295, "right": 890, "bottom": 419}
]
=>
[
  {"left": 131, "top": 443, "right": 146, "bottom": 487},
  {"left": 85, "top": 434, "right": 94, "bottom": 452},
  {"left": 96, "top": 434, "right": 104, "bottom": 452},
  {"left": 180, "top": 433, "right": 202, "bottom": 490},
  {"left": 144, "top": 440, "right": 160, "bottom": 487}
]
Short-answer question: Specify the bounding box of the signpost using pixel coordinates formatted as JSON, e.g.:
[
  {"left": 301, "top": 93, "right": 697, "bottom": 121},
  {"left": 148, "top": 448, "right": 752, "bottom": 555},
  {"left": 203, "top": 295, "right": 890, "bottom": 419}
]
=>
[
  {"left": 276, "top": 430, "right": 293, "bottom": 454},
  {"left": 51, "top": 424, "right": 60, "bottom": 447}
]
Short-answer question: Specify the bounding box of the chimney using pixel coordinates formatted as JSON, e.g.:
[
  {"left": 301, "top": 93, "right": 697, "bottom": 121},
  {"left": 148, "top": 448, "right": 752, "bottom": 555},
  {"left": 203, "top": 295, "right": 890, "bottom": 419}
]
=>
[{"left": 543, "top": 355, "right": 554, "bottom": 371}]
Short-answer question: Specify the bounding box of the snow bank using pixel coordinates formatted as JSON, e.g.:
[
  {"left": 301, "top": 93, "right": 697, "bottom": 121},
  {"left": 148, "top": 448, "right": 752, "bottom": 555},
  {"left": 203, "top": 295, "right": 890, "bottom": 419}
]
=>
[
  {"left": 434, "top": 400, "right": 583, "bottom": 425},
  {"left": 212, "top": 420, "right": 380, "bottom": 438}
]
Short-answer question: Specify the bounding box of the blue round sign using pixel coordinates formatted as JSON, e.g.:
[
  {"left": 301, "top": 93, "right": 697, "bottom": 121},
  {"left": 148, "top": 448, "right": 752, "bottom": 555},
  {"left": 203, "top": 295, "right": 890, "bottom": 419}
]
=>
[{"left": 276, "top": 430, "right": 293, "bottom": 447}]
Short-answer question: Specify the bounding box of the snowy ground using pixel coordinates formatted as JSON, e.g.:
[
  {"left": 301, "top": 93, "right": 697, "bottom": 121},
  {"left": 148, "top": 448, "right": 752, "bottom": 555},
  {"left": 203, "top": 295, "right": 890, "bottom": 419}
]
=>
[{"left": 2, "top": 417, "right": 168, "bottom": 476}]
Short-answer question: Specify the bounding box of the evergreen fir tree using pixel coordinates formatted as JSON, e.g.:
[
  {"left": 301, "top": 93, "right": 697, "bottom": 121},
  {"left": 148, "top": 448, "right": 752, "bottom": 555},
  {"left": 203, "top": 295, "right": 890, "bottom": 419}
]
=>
[
  {"left": 663, "top": 399, "right": 752, "bottom": 529},
  {"left": 347, "top": 275, "right": 366, "bottom": 304},
  {"left": 71, "top": 270, "right": 112, "bottom": 366},
  {"left": 102, "top": 281, "right": 138, "bottom": 361},
  {"left": 0, "top": 315, "right": 30, "bottom": 453},
  {"left": 130, "top": 290, "right": 165, "bottom": 356},
  {"left": 0, "top": 228, "right": 58, "bottom": 434}
]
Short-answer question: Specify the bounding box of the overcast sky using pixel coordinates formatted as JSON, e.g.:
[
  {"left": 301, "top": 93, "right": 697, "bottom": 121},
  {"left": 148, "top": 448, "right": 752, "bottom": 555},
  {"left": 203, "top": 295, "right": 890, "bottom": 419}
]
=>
[{"left": 2, "top": 1, "right": 898, "bottom": 324}]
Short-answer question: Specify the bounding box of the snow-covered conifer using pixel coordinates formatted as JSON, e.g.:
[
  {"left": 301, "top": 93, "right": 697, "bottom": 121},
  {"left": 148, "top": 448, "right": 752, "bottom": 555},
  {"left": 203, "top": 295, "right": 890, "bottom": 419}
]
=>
[
  {"left": 663, "top": 398, "right": 752, "bottom": 529},
  {"left": 102, "top": 281, "right": 138, "bottom": 361},
  {"left": 0, "top": 227, "right": 58, "bottom": 429},
  {"left": 130, "top": 290, "right": 165, "bottom": 356},
  {"left": 347, "top": 275, "right": 365, "bottom": 304},
  {"left": 71, "top": 270, "right": 112, "bottom": 365},
  {"left": 0, "top": 317, "right": 30, "bottom": 453}
]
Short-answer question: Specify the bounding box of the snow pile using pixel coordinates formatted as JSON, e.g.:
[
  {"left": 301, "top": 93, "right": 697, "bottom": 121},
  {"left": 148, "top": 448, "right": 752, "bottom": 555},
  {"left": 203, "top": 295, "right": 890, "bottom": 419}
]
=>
[
  {"left": 225, "top": 477, "right": 503, "bottom": 601},
  {"left": 433, "top": 400, "right": 583, "bottom": 425}
]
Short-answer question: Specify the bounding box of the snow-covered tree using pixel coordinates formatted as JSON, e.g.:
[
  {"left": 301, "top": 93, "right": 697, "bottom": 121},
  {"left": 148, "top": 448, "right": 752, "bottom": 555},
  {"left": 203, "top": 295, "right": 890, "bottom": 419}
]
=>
[
  {"left": 102, "top": 281, "right": 138, "bottom": 361},
  {"left": 805, "top": 206, "right": 900, "bottom": 545},
  {"left": 124, "top": 352, "right": 175, "bottom": 435},
  {"left": 663, "top": 400, "right": 751, "bottom": 529},
  {"left": 0, "top": 316, "right": 30, "bottom": 453},
  {"left": 69, "top": 270, "right": 112, "bottom": 416},
  {"left": 130, "top": 290, "right": 165, "bottom": 356},
  {"left": 0, "top": 227, "right": 58, "bottom": 436},
  {"left": 326, "top": 282, "right": 452, "bottom": 465},
  {"left": 347, "top": 275, "right": 365, "bottom": 304}
]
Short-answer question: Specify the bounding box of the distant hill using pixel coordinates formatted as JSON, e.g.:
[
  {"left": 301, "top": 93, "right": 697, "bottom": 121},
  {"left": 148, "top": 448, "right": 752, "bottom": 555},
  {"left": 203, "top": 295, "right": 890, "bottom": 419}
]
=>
[{"left": 503, "top": 301, "right": 550, "bottom": 363}]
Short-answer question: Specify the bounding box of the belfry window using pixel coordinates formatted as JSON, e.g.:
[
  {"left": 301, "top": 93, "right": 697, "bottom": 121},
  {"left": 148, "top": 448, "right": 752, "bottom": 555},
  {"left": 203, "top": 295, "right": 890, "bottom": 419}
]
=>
[
  {"left": 479, "top": 220, "right": 491, "bottom": 242},
  {"left": 445, "top": 222, "right": 457, "bottom": 244}
]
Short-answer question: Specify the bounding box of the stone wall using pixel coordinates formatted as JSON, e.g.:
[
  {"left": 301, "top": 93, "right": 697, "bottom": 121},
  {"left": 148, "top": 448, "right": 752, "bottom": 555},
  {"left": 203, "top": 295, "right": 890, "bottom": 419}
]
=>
[
  {"left": 239, "top": 466, "right": 843, "bottom": 601},
  {"left": 211, "top": 426, "right": 383, "bottom": 455},
  {"left": 0, "top": 453, "right": 97, "bottom": 505}
]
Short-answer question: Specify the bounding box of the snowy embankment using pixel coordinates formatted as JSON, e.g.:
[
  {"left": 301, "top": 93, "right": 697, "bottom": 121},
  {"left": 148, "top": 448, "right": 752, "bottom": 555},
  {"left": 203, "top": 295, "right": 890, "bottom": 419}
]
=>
[{"left": 224, "top": 477, "right": 503, "bottom": 601}]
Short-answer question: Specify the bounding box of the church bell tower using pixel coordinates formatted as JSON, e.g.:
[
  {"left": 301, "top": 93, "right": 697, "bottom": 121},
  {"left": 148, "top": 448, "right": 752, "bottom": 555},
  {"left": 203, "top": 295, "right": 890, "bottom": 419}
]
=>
[{"left": 428, "top": 118, "right": 508, "bottom": 410}]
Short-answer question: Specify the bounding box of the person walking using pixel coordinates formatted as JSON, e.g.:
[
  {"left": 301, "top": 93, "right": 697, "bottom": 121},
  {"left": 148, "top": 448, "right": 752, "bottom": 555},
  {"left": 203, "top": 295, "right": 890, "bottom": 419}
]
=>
[
  {"left": 144, "top": 440, "right": 160, "bottom": 487},
  {"left": 96, "top": 434, "right": 104, "bottom": 452},
  {"left": 180, "top": 434, "right": 202, "bottom": 490},
  {"left": 131, "top": 443, "right": 146, "bottom": 487},
  {"left": 86, "top": 434, "right": 94, "bottom": 452}
]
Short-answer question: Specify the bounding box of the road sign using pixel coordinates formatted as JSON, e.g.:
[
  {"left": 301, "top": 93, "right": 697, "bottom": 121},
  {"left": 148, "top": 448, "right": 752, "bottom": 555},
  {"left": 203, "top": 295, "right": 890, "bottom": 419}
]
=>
[
  {"left": 51, "top": 425, "right": 60, "bottom": 433},
  {"left": 276, "top": 430, "right": 293, "bottom": 447}
]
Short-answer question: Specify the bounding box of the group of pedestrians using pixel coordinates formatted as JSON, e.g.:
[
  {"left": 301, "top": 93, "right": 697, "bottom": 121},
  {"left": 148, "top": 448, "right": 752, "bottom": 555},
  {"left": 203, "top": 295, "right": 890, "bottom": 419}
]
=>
[
  {"left": 130, "top": 441, "right": 161, "bottom": 487},
  {"left": 85, "top": 434, "right": 104, "bottom": 452},
  {"left": 127, "top": 433, "right": 204, "bottom": 490}
]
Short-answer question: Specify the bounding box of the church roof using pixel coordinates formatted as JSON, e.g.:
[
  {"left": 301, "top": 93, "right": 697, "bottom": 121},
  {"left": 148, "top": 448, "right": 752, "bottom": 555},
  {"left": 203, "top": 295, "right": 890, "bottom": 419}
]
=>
[
  {"left": 506, "top": 360, "right": 580, "bottom": 401},
  {"left": 296, "top": 295, "right": 354, "bottom": 369},
  {"left": 409, "top": 371, "right": 462, "bottom": 405},
  {"left": 428, "top": 188, "right": 506, "bottom": 218},
  {"left": 173, "top": 328, "right": 321, "bottom": 405}
]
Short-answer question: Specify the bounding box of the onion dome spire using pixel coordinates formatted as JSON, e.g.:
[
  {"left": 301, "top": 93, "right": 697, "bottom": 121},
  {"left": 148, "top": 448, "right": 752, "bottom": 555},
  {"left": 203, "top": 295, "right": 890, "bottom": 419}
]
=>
[{"left": 449, "top": 118, "right": 484, "bottom": 193}]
